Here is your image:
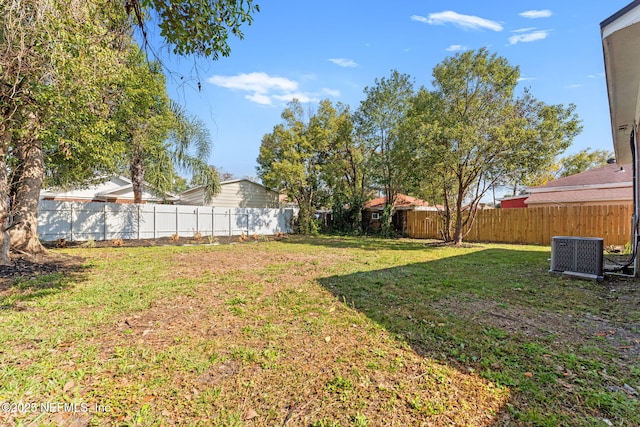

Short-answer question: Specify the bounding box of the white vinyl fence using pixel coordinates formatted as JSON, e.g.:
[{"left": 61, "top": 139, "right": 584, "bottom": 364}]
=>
[{"left": 37, "top": 200, "right": 295, "bottom": 242}]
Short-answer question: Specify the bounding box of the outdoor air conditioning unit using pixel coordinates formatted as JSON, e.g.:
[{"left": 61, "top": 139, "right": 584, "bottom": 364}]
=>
[{"left": 550, "top": 236, "right": 604, "bottom": 281}]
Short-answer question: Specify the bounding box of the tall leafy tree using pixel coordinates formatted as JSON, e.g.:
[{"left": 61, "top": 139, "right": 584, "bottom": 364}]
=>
[
  {"left": 113, "top": 50, "right": 219, "bottom": 203},
  {"left": 113, "top": 48, "right": 174, "bottom": 203},
  {"left": 408, "top": 49, "right": 581, "bottom": 244},
  {"left": 497, "top": 89, "right": 583, "bottom": 195},
  {"left": 353, "top": 70, "right": 414, "bottom": 235},
  {"left": 321, "top": 103, "right": 371, "bottom": 232},
  {"left": 257, "top": 99, "right": 332, "bottom": 234},
  {"left": 0, "top": 0, "right": 257, "bottom": 261},
  {"left": 557, "top": 148, "right": 614, "bottom": 178},
  {"left": 2, "top": 1, "right": 130, "bottom": 257}
]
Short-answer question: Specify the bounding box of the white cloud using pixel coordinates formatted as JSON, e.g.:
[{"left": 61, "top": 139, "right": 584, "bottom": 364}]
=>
[
  {"left": 273, "top": 93, "right": 317, "bottom": 103},
  {"left": 208, "top": 72, "right": 339, "bottom": 106},
  {"left": 520, "top": 10, "right": 552, "bottom": 19},
  {"left": 565, "top": 84, "right": 583, "bottom": 89},
  {"left": 329, "top": 58, "right": 358, "bottom": 68},
  {"left": 588, "top": 73, "right": 605, "bottom": 79},
  {"left": 512, "top": 27, "right": 537, "bottom": 33},
  {"left": 517, "top": 76, "right": 537, "bottom": 82},
  {"left": 322, "top": 88, "right": 341, "bottom": 97},
  {"left": 446, "top": 44, "right": 467, "bottom": 52},
  {"left": 245, "top": 93, "right": 272, "bottom": 105},
  {"left": 508, "top": 30, "right": 550, "bottom": 45},
  {"left": 412, "top": 11, "right": 503, "bottom": 32},
  {"left": 411, "top": 15, "right": 429, "bottom": 24},
  {"left": 207, "top": 72, "right": 297, "bottom": 94}
]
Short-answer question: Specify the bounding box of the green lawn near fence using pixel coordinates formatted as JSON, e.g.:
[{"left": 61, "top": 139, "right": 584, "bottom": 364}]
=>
[{"left": 0, "top": 236, "right": 638, "bottom": 426}]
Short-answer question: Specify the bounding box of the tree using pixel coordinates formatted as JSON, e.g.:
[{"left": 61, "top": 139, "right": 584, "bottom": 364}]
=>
[
  {"left": 216, "top": 168, "right": 235, "bottom": 182},
  {"left": 113, "top": 48, "right": 174, "bottom": 204},
  {"left": 408, "top": 49, "right": 581, "bottom": 244},
  {"left": 321, "top": 103, "right": 370, "bottom": 232},
  {"left": 112, "top": 51, "right": 220, "bottom": 204},
  {"left": 165, "top": 103, "right": 221, "bottom": 202},
  {"left": 353, "top": 70, "right": 414, "bottom": 235},
  {"left": 132, "top": 0, "right": 259, "bottom": 57},
  {"left": 496, "top": 89, "right": 582, "bottom": 195},
  {"left": 0, "top": 0, "right": 257, "bottom": 261},
  {"left": 2, "top": 1, "right": 130, "bottom": 257},
  {"left": 557, "top": 148, "right": 614, "bottom": 178},
  {"left": 257, "top": 99, "right": 332, "bottom": 234}
]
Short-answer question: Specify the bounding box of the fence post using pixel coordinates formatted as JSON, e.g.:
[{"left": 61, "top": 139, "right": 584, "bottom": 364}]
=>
[
  {"left": 70, "top": 204, "right": 74, "bottom": 242},
  {"left": 153, "top": 205, "right": 157, "bottom": 239},
  {"left": 176, "top": 206, "right": 179, "bottom": 236},
  {"left": 229, "top": 209, "right": 232, "bottom": 236},
  {"left": 137, "top": 204, "right": 141, "bottom": 240},
  {"left": 103, "top": 204, "right": 107, "bottom": 240},
  {"left": 212, "top": 207, "right": 215, "bottom": 237}
]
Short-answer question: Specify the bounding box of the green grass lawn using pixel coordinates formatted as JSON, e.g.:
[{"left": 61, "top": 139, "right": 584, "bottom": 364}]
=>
[{"left": 0, "top": 236, "right": 638, "bottom": 426}]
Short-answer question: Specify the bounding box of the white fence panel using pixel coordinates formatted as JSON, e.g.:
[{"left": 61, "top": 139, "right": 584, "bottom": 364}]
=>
[
  {"left": 37, "top": 201, "right": 295, "bottom": 242},
  {"left": 104, "top": 203, "right": 139, "bottom": 240},
  {"left": 38, "top": 200, "right": 73, "bottom": 240},
  {"left": 138, "top": 204, "right": 156, "bottom": 239},
  {"left": 73, "top": 202, "right": 105, "bottom": 241}
]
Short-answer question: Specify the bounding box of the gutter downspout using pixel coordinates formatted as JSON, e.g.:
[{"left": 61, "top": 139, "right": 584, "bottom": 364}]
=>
[{"left": 631, "top": 123, "right": 638, "bottom": 276}]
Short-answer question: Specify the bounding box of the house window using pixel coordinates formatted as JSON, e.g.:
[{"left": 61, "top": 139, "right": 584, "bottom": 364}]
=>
[{"left": 371, "top": 212, "right": 380, "bottom": 220}]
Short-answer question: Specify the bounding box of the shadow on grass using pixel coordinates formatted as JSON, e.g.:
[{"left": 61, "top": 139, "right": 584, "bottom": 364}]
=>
[
  {"left": 316, "top": 247, "right": 638, "bottom": 426},
  {"left": 0, "top": 254, "right": 90, "bottom": 310}
]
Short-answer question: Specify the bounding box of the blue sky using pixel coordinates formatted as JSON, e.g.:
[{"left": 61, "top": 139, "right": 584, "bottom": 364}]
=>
[{"left": 157, "top": 1, "right": 631, "bottom": 191}]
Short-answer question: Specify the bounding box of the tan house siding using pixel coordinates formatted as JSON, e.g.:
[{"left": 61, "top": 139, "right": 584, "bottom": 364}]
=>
[
  {"left": 179, "top": 180, "right": 279, "bottom": 208},
  {"left": 178, "top": 188, "right": 206, "bottom": 206}
]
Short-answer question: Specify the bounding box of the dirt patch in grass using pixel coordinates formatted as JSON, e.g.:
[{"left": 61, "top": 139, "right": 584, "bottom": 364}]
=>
[{"left": 434, "top": 279, "right": 640, "bottom": 364}]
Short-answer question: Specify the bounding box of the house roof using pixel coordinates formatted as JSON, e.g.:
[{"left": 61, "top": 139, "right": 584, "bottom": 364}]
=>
[
  {"left": 497, "top": 194, "right": 530, "bottom": 202},
  {"left": 528, "top": 163, "right": 632, "bottom": 191},
  {"left": 526, "top": 187, "right": 632, "bottom": 205},
  {"left": 524, "top": 163, "right": 632, "bottom": 205},
  {"left": 40, "top": 176, "right": 177, "bottom": 202},
  {"left": 364, "top": 193, "right": 440, "bottom": 210}
]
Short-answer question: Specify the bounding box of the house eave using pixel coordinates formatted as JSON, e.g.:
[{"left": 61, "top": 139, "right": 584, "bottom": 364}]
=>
[{"left": 601, "top": 1, "right": 640, "bottom": 164}]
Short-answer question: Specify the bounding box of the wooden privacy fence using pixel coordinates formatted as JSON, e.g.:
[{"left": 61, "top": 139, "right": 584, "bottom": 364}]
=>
[{"left": 406, "top": 205, "right": 633, "bottom": 246}]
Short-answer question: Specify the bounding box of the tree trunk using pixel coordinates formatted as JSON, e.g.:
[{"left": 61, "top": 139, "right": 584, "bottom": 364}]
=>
[
  {"left": 452, "top": 213, "right": 464, "bottom": 245},
  {"left": 452, "top": 177, "right": 465, "bottom": 245},
  {"left": 130, "top": 151, "right": 145, "bottom": 204},
  {"left": 10, "top": 138, "right": 46, "bottom": 254},
  {"left": 0, "top": 128, "right": 12, "bottom": 265}
]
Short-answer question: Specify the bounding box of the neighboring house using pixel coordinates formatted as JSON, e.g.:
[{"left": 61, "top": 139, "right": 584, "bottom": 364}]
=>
[
  {"left": 364, "top": 193, "right": 440, "bottom": 234},
  {"left": 40, "top": 176, "right": 177, "bottom": 204},
  {"left": 179, "top": 179, "right": 280, "bottom": 208},
  {"left": 499, "top": 195, "right": 530, "bottom": 209},
  {"left": 525, "top": 163, "right": 632, "bottom": 207}
]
